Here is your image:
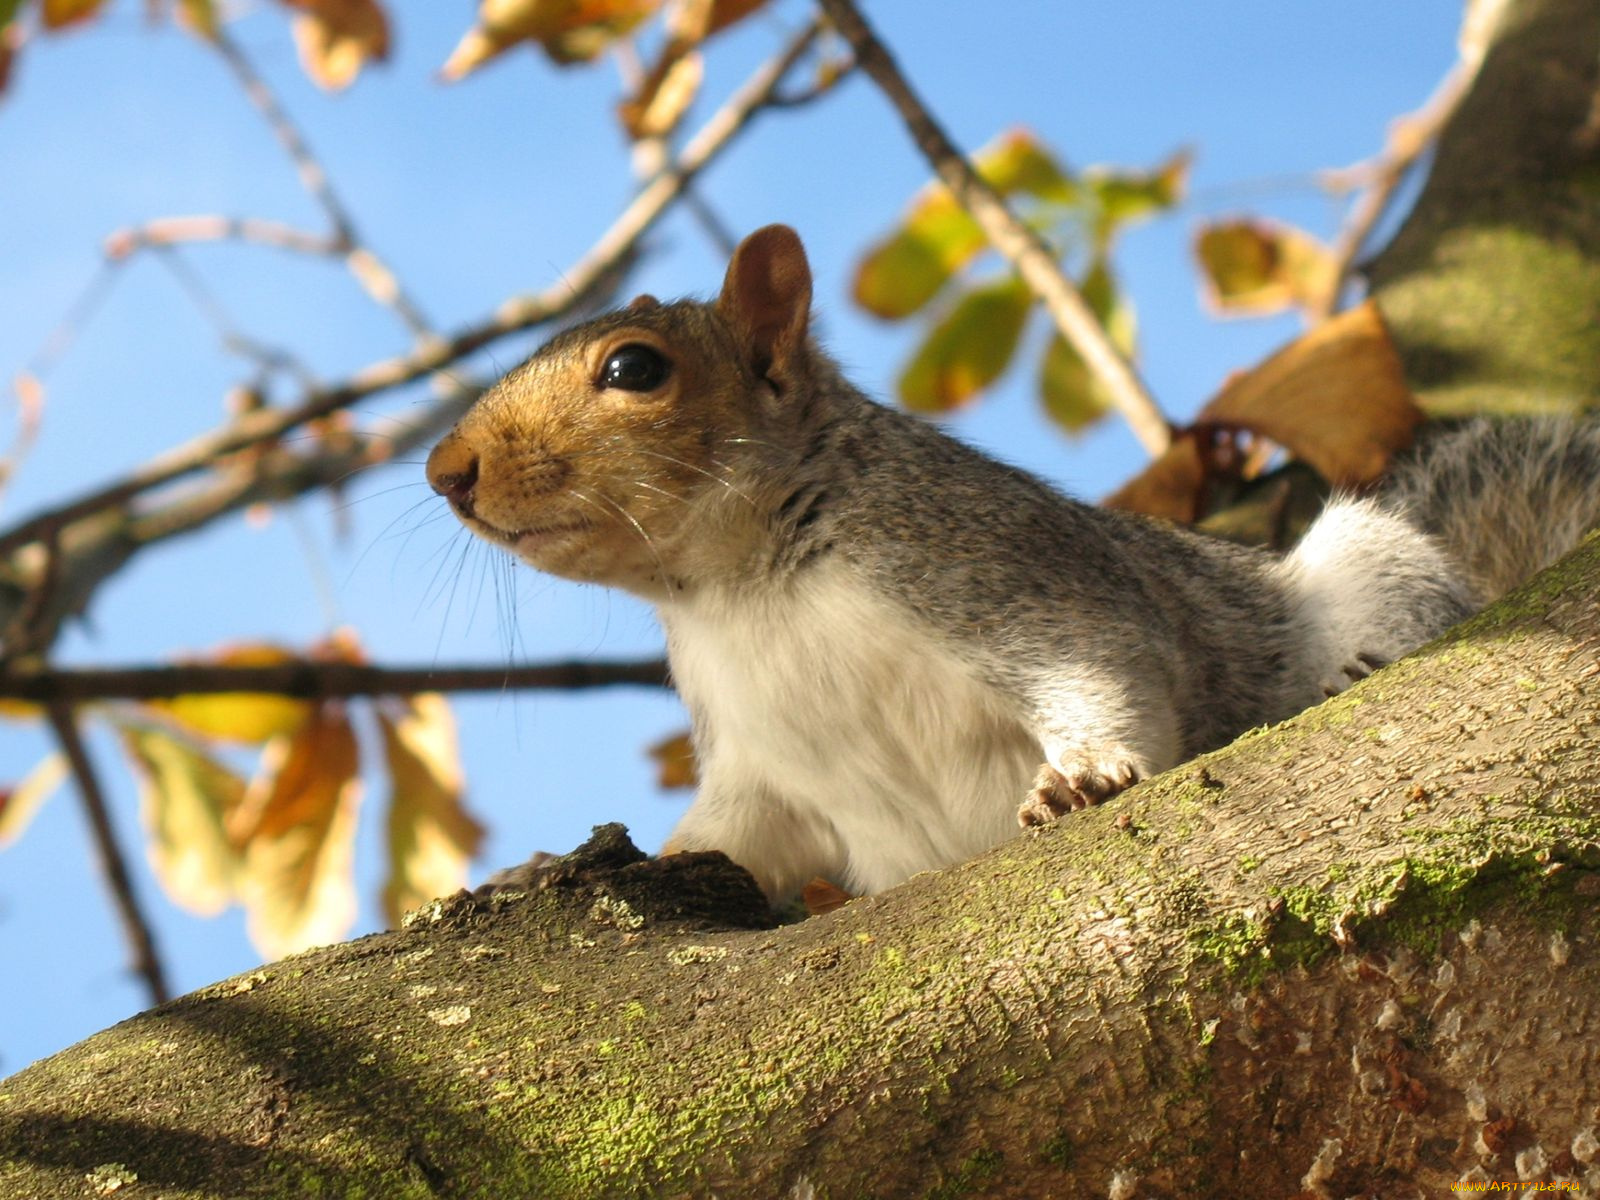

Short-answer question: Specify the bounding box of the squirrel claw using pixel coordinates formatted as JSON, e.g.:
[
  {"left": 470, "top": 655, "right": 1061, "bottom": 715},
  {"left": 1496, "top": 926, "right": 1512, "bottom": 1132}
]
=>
[{"left": 1018, "top": 758, "right": 1140, "bottom": 827}]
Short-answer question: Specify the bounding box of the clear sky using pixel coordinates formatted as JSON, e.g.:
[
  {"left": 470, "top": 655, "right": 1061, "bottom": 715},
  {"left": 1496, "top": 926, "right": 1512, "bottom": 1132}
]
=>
[{"left": 0, "top": 1, "right": 1461, "bottom": 1071}]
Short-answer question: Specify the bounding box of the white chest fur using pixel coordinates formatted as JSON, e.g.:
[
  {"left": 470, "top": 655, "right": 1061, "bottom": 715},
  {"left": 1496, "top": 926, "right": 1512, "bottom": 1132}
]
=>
[{"left": 660, "top": 562, "right": 1040, "bottom": 896}]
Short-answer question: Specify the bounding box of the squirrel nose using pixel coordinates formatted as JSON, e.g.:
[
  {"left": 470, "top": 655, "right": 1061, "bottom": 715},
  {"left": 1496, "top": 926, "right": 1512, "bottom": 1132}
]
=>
[{"left": 426, "top": 434, "right": 479, "bottom": 516}]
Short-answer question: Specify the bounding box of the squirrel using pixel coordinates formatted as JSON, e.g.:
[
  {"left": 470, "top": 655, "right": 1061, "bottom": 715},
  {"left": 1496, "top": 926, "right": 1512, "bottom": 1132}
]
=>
[{"left": 426, "top": 224, "right": 1600, "bottom": 902}]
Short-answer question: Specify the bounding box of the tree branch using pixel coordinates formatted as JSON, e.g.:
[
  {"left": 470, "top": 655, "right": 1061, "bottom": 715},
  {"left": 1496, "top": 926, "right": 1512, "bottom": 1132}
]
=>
[
  {"left": 813, "top": 0, "right": 1172, "bottom": 457},
  {"left": 2, "top": 657, "right": 671, "bottom": 703},
  {"left": 211, "top": 29, "right": 436, "bottom": 342},
  {"left": 45, "top": 702, "right": 171, "bottom": 1007}
]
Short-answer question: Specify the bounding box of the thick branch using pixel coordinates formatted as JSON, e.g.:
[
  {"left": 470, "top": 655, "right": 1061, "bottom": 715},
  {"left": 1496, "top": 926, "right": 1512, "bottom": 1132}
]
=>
[
  {"left": 4, "top": 536, "right": 1598, "bottom": 1197},
  {"left": 814, "top": 0, "right": 1172, "bottom": 456}
]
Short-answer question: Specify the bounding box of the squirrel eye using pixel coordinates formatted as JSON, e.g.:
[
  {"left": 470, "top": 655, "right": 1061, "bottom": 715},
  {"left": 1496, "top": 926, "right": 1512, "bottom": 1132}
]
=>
[{"left": 599, "top": 344, "right": 671, "bottom": 393}]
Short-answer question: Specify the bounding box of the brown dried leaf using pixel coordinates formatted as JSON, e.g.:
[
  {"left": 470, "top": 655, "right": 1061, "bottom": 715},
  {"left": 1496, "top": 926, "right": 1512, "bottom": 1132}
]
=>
[
  {"left": 1108, "top": 302, "right": 1422, "bottom": 519},
  {"left": 119, "top": 723, "right": 246, "bottom": 915},
  {"left": 1203, "top": 300, "right": 1422, "bottom": 485},
  {"left": 801, "top": 877, "right": 853, "bottom": 915},
  {"left": 377, "top": 693, "right": 485, "bottom": 925},
  {"left": 284, "top": 0, "right": 390, "bottom": 91},
  {"left": 648, "top": 730, "right": 697, "bottom": 790},
  {"left": 235, "top": 704, "right": 362, "bottom": 958}
]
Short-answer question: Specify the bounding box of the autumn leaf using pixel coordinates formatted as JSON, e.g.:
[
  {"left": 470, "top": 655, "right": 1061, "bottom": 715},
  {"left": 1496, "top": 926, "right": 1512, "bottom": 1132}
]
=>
[
  {"left": 1107, "top": 301, "right": 1422, "bottom": 520},
  {"left": 1200, "top": 300, "right": 1422, "bottom": 484},
  {"left": 235, "top": 703, "right": 362, "bottom": 958},
  {"left": 899, "top": 275, "right": 1033, "bottom": 412},
  {"left": 118, "top": 722, "right": 246, "bottom": 915},
  {"left": 1194, "top": 218, "right": 1337, "bottom": 318},
  {"left": 647, "top": 729, "right": 697, "bottom": 790},
  {"left": 1085, "top": 148, "right": 1190, "bottom": 250},
  {"left": 801, "top": 877, "right": 853, "bottom": 916},
  {"left": 619, "top": 48, "right": 702, "bottom": 140},
  {"left": 40, "top": 0, "right": 109, "bottom": 30},
  {"left": 280, "top": 0, "right": 390, "bottom": 91},
  {"left": 0, "top": 753, "right": 68, "bottom": 849},
  {"left": 442, "top": 0, "right": 659, "bottom": 80},
  {"left": 1039, "top": 258, "right": 1137, "bottom": 435},
  {"left": 174, "top": 0, "right": 219, "bottom": 40},
  {"left": 377, "top": 693, "right": 484, "bottom": 925},
  {"left": 853, "top": 129, "right": 1075, "bottom": 320},
  {"left": 150, "top": 643, "right": 315, "bottom": 745}
]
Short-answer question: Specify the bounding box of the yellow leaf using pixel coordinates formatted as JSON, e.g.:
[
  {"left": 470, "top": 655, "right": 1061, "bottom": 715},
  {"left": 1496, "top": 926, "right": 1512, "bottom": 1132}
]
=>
[
  {"left": 0, "top": 697, "right": 43, "bottom": 721},
  {"left": 899, "top": 276, "right": 1033, "bottom": 412},
  {"left": 175, "top": 0, "right": 219, "bottom": 40},
  {"left": 377, "top": 694, "right": 484, "bottom": 925},
  {"left": 1039, "top": 259, "right": 1137, "bottom": 435},
  {"left": 619, "top": 46, "right": 702, "bottom": 140},
  {"left": 40, "top": 0, "right": 108, "bottom": 30},
  {"left": 647, "top": 729, "right": 697, "bottom": 790},
  {"left": 119, "top": 724, "right": 246, "bottom": 915},
  {"left": 441, "top": 0, "right": 658, "bottom": 80},
  {"left": 151, "top": 643, "right": 314, "bottom": 745},
  {"left": 1194, "top": 219, "right": 1337, "bottom": 318},
  {"left": 284, "top": 0, "right": 390, "bottom": 91},
  {"left": 0, "top": 752, "right": 68, "bottom": 849},
  {"left": 236, "top": 704, "right": 361, "bottom": 958},
  {"left": 853, "top": 129, "right": 1075, "bottom": 320}
]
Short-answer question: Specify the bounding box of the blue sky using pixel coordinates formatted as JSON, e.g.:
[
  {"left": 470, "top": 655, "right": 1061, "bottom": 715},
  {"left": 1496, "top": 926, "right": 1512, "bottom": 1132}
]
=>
[{"left": 0, "top": 1, "right": 1460, "bottom": 1070}]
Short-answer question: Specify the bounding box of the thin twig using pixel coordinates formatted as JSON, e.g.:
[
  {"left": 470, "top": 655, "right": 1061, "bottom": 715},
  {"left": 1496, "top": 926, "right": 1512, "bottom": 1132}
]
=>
[
  {"left": 46, "top": 701, "right": 172, "bottom": 1007},
  {"left": 0, "top": 19, "right": 827, "bottom": 563},
  {"left": 104, "top": 215, "right": 340, "bottom": 260},
  {"left": 1309, "top": 55, "right": 1479, "bottom": 321},
  {"left": 5, "top": 657, "right": 671, "bottom": 703},
  {"left": 813, "top": 0, "right": 1172, "bottom": 457},
  {"left": 211, "top": 29, "right": 436, "bottom": 341}
]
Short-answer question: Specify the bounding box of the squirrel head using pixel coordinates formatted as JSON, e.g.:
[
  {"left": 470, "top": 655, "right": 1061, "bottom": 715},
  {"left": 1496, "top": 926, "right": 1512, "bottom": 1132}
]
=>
[{"left": 426, "top": 224, "right": 818, "bottom": 596}]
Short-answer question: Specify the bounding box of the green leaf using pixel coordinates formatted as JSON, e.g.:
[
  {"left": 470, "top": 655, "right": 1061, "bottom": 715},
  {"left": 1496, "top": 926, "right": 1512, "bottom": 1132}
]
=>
[
  {"left": 899, "top": 276, "right": 1033, "bottom": 412},
  {"left": 0, "top": 0, "right": 26, "bottom": 33},
  {"left": 119, "top": 722, "right": 247, "bottom": 916},
  {"left": 976, "top": 127, "right": 1078, "bottom": 205},
  {"left": 1039, "top": 260, "right": 1137, "bottom": 435},
  {"left": 853, "top": 196, "right": 986, "bottom": 320},
  {"left": 1087, "top": 148, "right": 1190, "bottom": 249},
  {"left": 853, "top": 128, "right": 1077, "bottom": 321}
]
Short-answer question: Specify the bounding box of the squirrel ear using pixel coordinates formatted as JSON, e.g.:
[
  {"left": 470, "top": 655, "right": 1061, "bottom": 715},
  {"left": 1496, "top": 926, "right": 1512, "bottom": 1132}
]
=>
[{"left": 717, "top": 225, "right": 812, "bottom": 386}]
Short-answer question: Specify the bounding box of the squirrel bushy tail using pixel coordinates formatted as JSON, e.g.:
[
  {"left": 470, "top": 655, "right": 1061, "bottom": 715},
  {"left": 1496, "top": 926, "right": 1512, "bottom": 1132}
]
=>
[
  {"left": 1278, "top": 416, "right": 1600, "bottom": 698},
  {"left": 1381, "top": 416, "right": 1600, "bottom": 604}
]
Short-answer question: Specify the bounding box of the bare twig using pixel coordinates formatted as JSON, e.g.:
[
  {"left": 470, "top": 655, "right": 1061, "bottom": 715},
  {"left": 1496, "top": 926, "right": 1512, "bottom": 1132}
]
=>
[
  {"left": 46, "top": 701, "right": 172, "bottom": 1007},
  {"left": 104, "top": 215, "right": 340, "bottom": 260},
  {"left": 813, "top": 0, "right": 1172, "bottom": 457},
  {"left": 0, "top": 19, "right": 827, "bottom": 565},
  {"left": 1310, "top": 53, "right": 1480, "bottom": 321},
  {"left": 5, "top": 657, "right": 670, "bottom": 703},
  {"left": 211, "top": 29, "right": 436, "bottom": 342}
]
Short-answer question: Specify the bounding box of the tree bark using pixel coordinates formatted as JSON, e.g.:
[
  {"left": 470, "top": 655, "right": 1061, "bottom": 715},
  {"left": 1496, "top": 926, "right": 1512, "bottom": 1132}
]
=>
[
  {"left": 4, "top": 0, "right": 1600, "bottom": 1196},
  {"left": 2, "top": 541, "right": 1598, "bottom": 1199}
]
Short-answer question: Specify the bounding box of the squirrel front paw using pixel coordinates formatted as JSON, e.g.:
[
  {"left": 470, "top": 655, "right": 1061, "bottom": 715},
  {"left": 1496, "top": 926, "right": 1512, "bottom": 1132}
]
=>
[{"left": 1017, "top": 756, "right": 1143, "bottom": 826}]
